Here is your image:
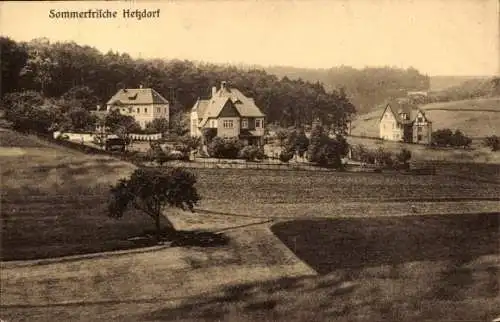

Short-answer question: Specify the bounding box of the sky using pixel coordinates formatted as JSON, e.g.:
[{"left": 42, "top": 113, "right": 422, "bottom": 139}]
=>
[{"left": 0, "top": 0, "right": 498, "bottom": 76}]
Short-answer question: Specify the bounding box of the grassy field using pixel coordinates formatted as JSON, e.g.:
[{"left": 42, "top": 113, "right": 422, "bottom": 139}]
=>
[
  {"left": 2, "top": 129, "right": 500, "bottom": 321},
  {"left": 346, "top": 136, "right": 500, "bottom": 164},
  {"left": 2, "top": 126, "right": 500, "bottom": 260},
  {"left": 350, "top": 97, "right": 500, "bottom": 138},
  {"left": 0, "top": 129, "right": 162, "bottom": 260}
]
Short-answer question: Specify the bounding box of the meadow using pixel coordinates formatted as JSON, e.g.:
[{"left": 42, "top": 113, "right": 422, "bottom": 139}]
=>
[
  {"left": 350, "top": 97, "right": 500, "bottom": 138},
  {"left": 2, "top": 128, "right": 500, "bottom": 322},
  {"left": 3, "top": 134, "right": 499, "bottom": 260}
]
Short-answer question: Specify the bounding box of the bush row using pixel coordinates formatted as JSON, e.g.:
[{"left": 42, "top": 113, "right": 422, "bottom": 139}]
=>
[{"left": 350, "top": 144, "right": 412, "bottom": 170}]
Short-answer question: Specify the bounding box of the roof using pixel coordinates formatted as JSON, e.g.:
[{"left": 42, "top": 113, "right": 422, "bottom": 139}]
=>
[
  {"left": 106, "top": 88, "right": 169, "bottom": 106},
  {"left": 193, "top": 83, "right": 265, "bottom": 127},
  {"left": 380, "top": 98, "right": 426, "bottom": 124}
]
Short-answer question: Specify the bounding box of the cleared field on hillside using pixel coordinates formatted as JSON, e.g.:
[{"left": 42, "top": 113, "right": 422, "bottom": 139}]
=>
[
  {"left": 350, "top": 97, "right": 500, "bottom": 138},
  {"left": 3, "top": 127, "right": 500, "bottom": 260},
  {"left": 0, "top": 130, "right": 156, "bottom": 260},
  {"left": 346, "top": 136, "right": 500, "bottom": 164}
]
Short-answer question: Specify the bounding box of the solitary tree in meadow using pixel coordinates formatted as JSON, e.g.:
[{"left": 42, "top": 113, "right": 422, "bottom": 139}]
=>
[{"left": 108, "top": 167, "right": 200, "bottom": 241}]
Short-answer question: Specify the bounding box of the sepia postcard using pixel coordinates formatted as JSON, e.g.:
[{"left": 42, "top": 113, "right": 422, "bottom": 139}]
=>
[{"left": 0, "top": 0, "right": 499, "bottom": 321}]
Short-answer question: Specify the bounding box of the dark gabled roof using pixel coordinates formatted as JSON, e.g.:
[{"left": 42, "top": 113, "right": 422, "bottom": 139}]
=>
[
  {"left": 192, "top": 83, "right": 265, "bottom": 127},
  {"left": 106, "top": 88, "right": 169, "bottom": 106},
  {"left": 379, "top": 98, "right": 427, "bottom": 124}
]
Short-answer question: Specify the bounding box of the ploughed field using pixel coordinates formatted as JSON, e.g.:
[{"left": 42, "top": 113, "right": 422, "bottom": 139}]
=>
[{"left": 191, "top": 168, "right": 500, "bottom": 204}]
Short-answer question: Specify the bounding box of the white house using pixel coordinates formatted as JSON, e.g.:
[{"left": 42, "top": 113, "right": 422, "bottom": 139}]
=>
[{"left": 106, "top": 86, "right": 169, "bottom": 129}]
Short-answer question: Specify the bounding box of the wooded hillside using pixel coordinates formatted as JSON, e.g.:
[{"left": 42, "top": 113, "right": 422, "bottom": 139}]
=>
[{"left": 1, "top": 37, "right": 356, "bottom": 130}]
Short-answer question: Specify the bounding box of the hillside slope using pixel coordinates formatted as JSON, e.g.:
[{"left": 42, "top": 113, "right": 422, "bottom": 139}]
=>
[
  {"left": 429, "top": 75, "right": 491, "bottom": 91},
  {"left": 350, "top": 97, "right": 500, "bottom": 138}
]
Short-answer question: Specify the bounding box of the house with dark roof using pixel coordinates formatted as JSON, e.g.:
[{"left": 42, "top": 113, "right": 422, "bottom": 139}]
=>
[
  {"left": 105, "top": 86, "right": 169, "bottom": 129},
  {"left": 379, "top": 98, "right": 432, "bottom": 144},
  {"left": 190, "top": 81, "right": 266, "bottom": 145}
]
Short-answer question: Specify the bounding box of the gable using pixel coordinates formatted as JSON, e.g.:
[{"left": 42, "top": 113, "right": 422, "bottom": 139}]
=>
[
  {"left": 218, "top": 100, "right": 240, "bottom": 117},
  {"left": 380, "top": 105, "right": 397, "bottom": 123},
  {"left": 414, "top": 110, "right": 431, "bottom": 123}
]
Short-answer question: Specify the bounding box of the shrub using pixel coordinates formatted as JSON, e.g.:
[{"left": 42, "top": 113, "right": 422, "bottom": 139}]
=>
[
  {"left": 451, "top": 130, "right": 472, "bottom": 149},
  {"left": 239, "top": 145, "right": 265, "bottom": 161},
  {"left": 207, "top": 136, "right": 242, "bottom": 159},
  {"left": 396, "top": 148, "right": 412, "bottom": 164},
  {"left": 179, "top": 135, "right": 201, "bottom": 151},
  {"left": 279, "top": 149, "right": 294, "bottom": 163},
  {"left": 484, "top": 135, "right": 500, "bottom": 151},
  {"left": 275, "top": 129, "right": 289, "bottom": 146},
  {"left": 375, "top": 147, "right": 394, "bottom": 168},
  {"left": 202, "top": 128, "right": 217, "bottom": 145},
  {"left": 431, "top": 128, "right": 471, "bottom": 148},
  {"left": 431, "top": 129, "right": 454, "bottom": 147}
]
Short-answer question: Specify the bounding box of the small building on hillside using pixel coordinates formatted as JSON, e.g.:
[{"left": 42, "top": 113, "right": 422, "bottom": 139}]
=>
[
  {"left": 379, "top": 99, "right": 432, "bottom": 144},
  {"left": 190, "top": 81, "right": 266, "bottom": 146},
  {"left": 105, "top": 86, "right": 169, "bottom": 129}
]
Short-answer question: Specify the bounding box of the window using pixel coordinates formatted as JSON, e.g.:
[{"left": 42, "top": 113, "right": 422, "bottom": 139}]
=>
[
  {"left": 417, "top": 135, "right": 422, "bottom": 141},
  {"left": 210, "top": 120, "right": 215, "bottom": 128},
  {"left": 223, "top": 120, "right": 234, "bottom": 128},
  {"left": 156, "top": 107, "right": 160, "bottom": 113},
  {"left": 136, "top": 108, "right": 140, "bottom": 113},
  {"left": 417, "top": 117, "right": 423, "bottom": 123},
  {"left": 144, "top": 108, "right": 148, "bottom": 114},
  {"left": 241, "top": 118, "right": 248, "bottom": 129},
  {"left": 255, "top": 119, "right": 262, "bottom": 128},
  {"left": 417, "top": 126, "right": 422, "bottom": 133}
]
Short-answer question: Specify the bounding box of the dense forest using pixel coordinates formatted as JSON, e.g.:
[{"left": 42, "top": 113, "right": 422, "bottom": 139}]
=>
[
  {"left": 2, "top": 36, "right": 457, "bottom": 134},
  {"left": 1, "top": 37, "right": 360, "bottom": 131},
  {"left": 264, "top": 65, "right": 431, "bottom": 113}
]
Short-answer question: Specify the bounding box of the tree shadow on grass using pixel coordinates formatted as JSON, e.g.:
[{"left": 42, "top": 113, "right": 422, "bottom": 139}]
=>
[
  {"left": 270, "top": 212, "right": 499, "bottom": 275},
  {"left": 131, "top": 229, "right": 231, "bottom": 248},
  {"left": 144, "top": 276, "right": 341, "bottom": 321}
]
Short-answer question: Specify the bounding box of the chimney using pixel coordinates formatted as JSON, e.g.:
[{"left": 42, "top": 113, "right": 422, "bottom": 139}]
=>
[
  {"left": 221, "top": 81, "right": 227, "bottom": 90},
  {"left": 139, "top": 84, "right": 143, "bottom": 89},
  {"left": 211, "top": 86, "right": 217, "bottom": 97},
  {"left": 96, "top": 105, "right": 101, "bottom": 111}
]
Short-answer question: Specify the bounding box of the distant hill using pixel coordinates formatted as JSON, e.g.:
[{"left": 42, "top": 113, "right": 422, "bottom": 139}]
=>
[
  {"left": 350, "top": 97, "right": 500, "bottom": 138},
  {"left": 429, "top": 76, "right": 492, "bottom": 91},
  {"left": 262, "top": 65, "right": 430, "bottom": 114}
]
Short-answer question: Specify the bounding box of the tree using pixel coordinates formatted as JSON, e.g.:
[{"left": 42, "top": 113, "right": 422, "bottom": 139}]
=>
[
  {"left": 295, "top": 130, "right": 310, "bottom": 157},
  {"left": 108, "top": 167, "right": 200, "bottom": 240},
  {"left": 307, "top": 125, "right": 344, "bottom": 168},
  {"left": 145, "top": 117, "right": 169, "bottom": 134},
  {"left": 2, "top": 91, "right": 60, "bottom": 134},
  {"left": 60, "top": 86, "right": 99, "bottom": 110},
  {"left": 105, "top": 109, "right": 141, "bottom": 135},
  {"left": 169, "top": 111, "right": 190, "bottom": 136},
  {"left": 66, "top": 107, "right": 97, "bottom": 131},
  {"left": 484, "top": 135, "right": 500, "bottom": 152},
  {"left": 1, "top": 37, "right": 28, "bottom": 97},
  {"left": 275, "top": 129, "right": 289, "bottom": 146}
]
